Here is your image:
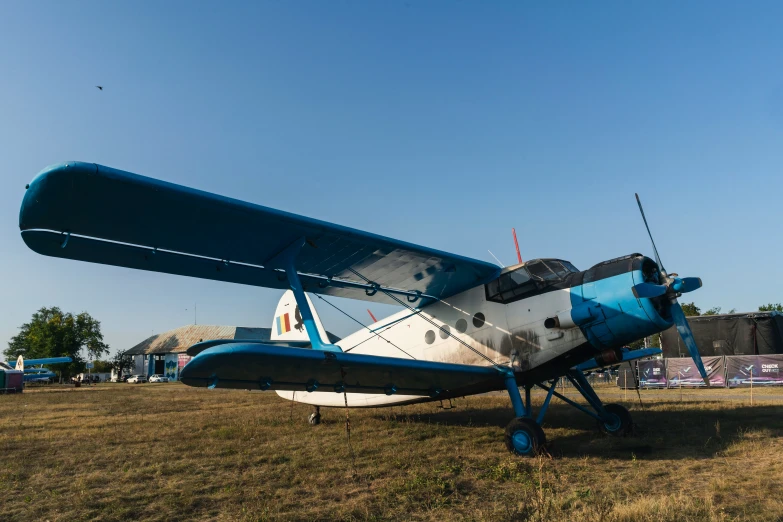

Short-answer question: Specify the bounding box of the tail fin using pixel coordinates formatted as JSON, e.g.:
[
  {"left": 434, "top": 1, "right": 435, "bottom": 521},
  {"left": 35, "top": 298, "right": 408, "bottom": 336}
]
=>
[
  {"left": 271, "top": 290, "right": 329, "bottom": 344},
  {"left": 16, "top": 356, "right": 23, "bottom": 371}
]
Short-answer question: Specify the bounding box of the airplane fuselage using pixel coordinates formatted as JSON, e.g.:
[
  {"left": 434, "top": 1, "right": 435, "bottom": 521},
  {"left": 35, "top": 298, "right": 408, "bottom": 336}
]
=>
[{"left": 280, "top": 253, "right": 674, "bottom": 407}]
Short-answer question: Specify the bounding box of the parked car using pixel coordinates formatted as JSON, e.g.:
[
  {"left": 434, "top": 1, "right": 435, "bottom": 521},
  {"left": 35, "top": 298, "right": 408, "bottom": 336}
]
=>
[
  {"left": 127, "top": 375, "right": 148, "bottom": 384},
  {"left": 149, "top": 374, "right": 169, "bottom": 383}
]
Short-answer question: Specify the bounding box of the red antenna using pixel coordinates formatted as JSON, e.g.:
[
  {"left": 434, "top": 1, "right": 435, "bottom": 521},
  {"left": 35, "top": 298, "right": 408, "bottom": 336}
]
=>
[
  {"left": 512, "top": 228, "right": 522, "bottom": 263},
  {"left": 367, "top": 309, "right": 378, "bottom": 323}
]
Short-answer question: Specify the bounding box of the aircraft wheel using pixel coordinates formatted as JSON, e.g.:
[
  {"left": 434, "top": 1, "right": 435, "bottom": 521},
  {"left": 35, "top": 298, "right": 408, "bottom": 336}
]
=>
[
  {"left": 308, "top": 412, "right": 321, "bottom": 426},
  {"left": 599, "top": 403, "right": 632, "bottom": 436},
  {"left": 504, "top": 417, "right": 546, "bottom": 456}
]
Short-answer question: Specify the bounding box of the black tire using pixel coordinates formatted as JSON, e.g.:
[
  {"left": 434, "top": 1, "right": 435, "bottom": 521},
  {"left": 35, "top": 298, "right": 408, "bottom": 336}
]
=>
[
  {"left": 504, "top": 417, "right": 546, "bottom": 456},
  {"left": 308, "top": 413, "right": 321, "bottom": 426},
  {"left": 599, "top": 403, "right": 632, "bottom": 436}
]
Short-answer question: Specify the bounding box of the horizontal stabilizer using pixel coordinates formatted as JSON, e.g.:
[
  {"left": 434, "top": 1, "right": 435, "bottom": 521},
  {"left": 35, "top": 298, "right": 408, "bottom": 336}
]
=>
[{"left": 179, "top": 343, "right": 504, "bottom": 397}]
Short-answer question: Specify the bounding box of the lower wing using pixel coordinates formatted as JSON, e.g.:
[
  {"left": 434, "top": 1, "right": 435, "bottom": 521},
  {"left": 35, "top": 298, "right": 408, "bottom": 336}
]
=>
[{"left": 179, "top": 343, "right": 505, "bottom": 399}]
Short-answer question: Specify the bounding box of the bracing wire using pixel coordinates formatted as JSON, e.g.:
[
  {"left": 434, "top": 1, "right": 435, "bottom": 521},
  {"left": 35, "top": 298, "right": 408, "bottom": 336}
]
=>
[
  {"left": 311, "top": 293, "right": 417, "bottom": 359},
  {"left": 346, "top": 268, "right": 500, "bottom": 368},
  {"left": 340, "top": 367, "right": 359, "bottom": 478}
]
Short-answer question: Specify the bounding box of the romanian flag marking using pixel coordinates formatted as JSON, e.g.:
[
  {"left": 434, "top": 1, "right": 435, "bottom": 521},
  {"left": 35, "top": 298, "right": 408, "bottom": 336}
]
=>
[{"left": 276, "top": 313, "right": 291, "bottom": 335}]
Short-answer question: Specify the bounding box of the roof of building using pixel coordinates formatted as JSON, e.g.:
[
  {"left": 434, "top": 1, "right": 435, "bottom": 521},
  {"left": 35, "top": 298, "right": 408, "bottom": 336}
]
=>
[{"left": 124, "top": 324, "right": 340, "bottom": 355}]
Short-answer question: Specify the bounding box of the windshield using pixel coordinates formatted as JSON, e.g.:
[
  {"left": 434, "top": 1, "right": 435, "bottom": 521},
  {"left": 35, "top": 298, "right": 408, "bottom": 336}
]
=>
[{"left": 486, "top": 259, "right": 579, "bottom": 304}]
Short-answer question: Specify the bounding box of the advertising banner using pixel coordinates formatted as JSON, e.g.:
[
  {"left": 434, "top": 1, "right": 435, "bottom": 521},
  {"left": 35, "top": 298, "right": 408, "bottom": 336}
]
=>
[
  {"left": 666, "top": 356, "right": 725, "bottom": 387},
  {"left": 178, "top": 354, "right": 192, "bottom": 368},
  {"left": 638, "top": 359, "right": 667, "bottom": 388},
  {"left": 726, "top": 355, "right": 783, "bottom": 387}
]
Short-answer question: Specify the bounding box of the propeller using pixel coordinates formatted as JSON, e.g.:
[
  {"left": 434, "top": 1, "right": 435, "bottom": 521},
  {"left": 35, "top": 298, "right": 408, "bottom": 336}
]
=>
[{"left": 634, "top": 194, "right": 709, "bottom": 386}]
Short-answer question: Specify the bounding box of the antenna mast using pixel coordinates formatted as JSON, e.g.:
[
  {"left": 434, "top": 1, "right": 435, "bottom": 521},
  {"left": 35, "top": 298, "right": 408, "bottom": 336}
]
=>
[{"left": 512, "top": 228, "right": 522, "bottom": 263}]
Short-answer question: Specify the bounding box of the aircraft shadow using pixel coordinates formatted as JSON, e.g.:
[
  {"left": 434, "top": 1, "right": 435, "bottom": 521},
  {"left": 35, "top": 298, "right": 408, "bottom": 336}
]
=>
[{"left": 373, "top": 402, "right": 783, "bottom": 461}]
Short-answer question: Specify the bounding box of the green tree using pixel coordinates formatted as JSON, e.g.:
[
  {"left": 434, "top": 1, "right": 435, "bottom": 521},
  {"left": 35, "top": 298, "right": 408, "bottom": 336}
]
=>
[
  {"left": 92, "top": 360, "right": 113, "bottom": 373},
  {"left": 5, "top": 307, "right": 109, "bottom": 378},
  {"left": 679, "top": 302, "right": 701, "bottom": 316},
  {"left": 627, "top": 332, "right": 661, "bottom": 350},
  {"left": 704, "top": 307, "right": 736, "bottom": 316},
  {"left": 109, "top": 351, "right": 135, "bottom": 378},
  {"left": 759, "top": 303, "right": 783, "bottom": 312}
]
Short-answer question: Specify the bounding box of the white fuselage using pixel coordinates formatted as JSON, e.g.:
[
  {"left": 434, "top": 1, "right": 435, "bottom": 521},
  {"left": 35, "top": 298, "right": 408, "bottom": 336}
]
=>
[{"left": 278, "top": 283, "right": 588, "bottom": 407}]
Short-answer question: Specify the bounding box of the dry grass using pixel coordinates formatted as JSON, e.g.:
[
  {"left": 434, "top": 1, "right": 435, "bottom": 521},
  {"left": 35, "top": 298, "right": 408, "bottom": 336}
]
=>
[{"left": 2, "top": 383, "right": 783, "bottom": 521}]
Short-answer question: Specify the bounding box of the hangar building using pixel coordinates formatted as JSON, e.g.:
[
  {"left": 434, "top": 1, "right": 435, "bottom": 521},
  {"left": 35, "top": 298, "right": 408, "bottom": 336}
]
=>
[{"left": 125, "top": 324, "right": 340, "bottom": 380}]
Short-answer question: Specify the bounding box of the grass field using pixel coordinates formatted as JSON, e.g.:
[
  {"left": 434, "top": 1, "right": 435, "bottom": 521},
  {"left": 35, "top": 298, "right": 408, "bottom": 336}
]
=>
[{"left": 2, "top": 383, "right": 783, "bottom": 521}]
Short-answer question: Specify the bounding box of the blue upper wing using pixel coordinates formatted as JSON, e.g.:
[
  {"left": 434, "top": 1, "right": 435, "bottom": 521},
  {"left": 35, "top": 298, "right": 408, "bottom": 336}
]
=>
[
  {"left": 179, "top": 342, "right": 504, "bottom": 397},
  {"left": 20, "top": 162, "right": 499, "bottom": 305}
]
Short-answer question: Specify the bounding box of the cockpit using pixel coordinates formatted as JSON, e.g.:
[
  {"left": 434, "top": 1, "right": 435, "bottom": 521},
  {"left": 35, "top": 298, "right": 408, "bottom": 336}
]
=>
[{"left": 485, "top": 258, "right": 579, "bottom": 304}]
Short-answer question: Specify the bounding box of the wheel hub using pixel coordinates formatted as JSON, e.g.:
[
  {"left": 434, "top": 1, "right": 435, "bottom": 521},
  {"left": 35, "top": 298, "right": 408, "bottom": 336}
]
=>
[
  {"left": 603, "top": 413, "right": 621, "bottom": 432},
  {"left": 512, "top": 430, "right": 532, "bottom": 453}
]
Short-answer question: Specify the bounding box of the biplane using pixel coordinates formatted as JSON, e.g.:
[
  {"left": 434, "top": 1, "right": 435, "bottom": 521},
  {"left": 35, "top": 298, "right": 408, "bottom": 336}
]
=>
[
  {"left": 19, "top": 162, "right": 705, "bottom": 455},
  {"left": 2, "top": 356, "right": 73, "bottom": 383}
]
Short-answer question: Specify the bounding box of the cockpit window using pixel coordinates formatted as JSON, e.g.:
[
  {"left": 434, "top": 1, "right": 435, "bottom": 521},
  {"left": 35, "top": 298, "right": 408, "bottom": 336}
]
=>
[
  {"left": 527, "top": 261, "right": 558, "bottom": 281},
  {"left": 560, "top": 261, "right": 579, "bottom": 273},
  {"left": 486, "top": 259, "right": 579, "bottom": 304},
  {"left": 544, "top": 260, "right": 571, "bottom": 278},
  {"left": 486, "top": 259, "right": 579, "bottom": 303},
  {"left": 486, "top": 266, "right": 537, "bottom": 303}
]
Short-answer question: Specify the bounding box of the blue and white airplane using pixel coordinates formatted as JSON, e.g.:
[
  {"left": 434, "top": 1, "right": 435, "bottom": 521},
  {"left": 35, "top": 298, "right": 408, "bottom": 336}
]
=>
[
  {"left": 4, "top": 356, "right": 73, "bottom": 382},
  {"left": 19, "top": 162, "right": 705, "bottom": 455}
]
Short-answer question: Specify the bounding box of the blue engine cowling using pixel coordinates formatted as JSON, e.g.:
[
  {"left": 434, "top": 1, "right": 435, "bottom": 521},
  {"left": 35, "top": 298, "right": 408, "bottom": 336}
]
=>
[{"left": 567, "top": 258, "right": 673, "bottom": 349}]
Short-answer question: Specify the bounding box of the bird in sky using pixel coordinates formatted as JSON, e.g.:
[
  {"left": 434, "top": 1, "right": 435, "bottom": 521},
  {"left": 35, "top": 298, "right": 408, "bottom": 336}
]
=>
[{"left": 96, "top": 85, "right": 103, "bottom": 90}]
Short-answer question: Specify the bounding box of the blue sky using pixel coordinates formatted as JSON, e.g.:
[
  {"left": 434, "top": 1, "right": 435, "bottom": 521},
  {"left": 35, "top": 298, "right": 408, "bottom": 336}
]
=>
[{"left": 2, "top": 1, "right": 783, "bottom": 357}]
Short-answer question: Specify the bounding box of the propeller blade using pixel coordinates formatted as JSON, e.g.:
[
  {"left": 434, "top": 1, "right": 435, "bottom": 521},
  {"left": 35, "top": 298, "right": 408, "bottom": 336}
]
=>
[
  {"left": 679, "top": 277, "right": 702, "bottom": 293},
  {"left": 635, "top": 193, "right": 666, "bottom": 274},
  {"left": 632, "top": 283, "right": 668, "bottom": 298},
  {"left": 670, "top": 301, "right": 710, "bottom": 386}
]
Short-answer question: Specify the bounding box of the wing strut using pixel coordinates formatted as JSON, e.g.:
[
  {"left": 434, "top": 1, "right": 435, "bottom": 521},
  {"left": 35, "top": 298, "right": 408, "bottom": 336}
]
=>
[{"left": 273, "top": 237, "right": 342, "bottom": 352}]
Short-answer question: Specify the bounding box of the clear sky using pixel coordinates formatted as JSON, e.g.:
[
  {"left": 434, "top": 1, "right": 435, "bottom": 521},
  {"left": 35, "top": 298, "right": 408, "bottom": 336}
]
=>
[{"left": 2, "top": 1, "right": 782, "bottom": 358}]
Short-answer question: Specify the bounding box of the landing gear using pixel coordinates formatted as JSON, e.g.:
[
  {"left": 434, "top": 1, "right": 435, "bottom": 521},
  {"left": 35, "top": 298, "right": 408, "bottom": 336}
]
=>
[
  {"left": 502, "top": 368, "right": 634, "bottom": 455},
  {"left": 598, "top": 403, "right": 632, "bottom": 436},
  {"left": 502, "top": 372, "right": 553, "bottom": 457},
  {"left": 505, "top": 417, "right": 546, "bottom": 456},
  {"left": 308, "top": 406, "right": 321, "bottom": 426}
]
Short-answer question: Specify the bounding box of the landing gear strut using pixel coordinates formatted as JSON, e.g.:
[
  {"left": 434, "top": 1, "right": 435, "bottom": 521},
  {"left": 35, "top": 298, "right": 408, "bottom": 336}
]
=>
[
  {"left": 308, "top": 406, "right": 321, "bottom": 426},
  {"left": 503, "top": 369, "right": 633, "bottom": 456}
]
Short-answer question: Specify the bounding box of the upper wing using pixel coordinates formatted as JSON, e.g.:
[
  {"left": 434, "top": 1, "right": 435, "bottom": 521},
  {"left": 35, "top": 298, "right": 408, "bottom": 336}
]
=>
[
  {"left": 20, "top": 162, "right": 499, "bottom": 305},
  {"left": 179, "top": 342, "right": 504, "bottom": 397}
]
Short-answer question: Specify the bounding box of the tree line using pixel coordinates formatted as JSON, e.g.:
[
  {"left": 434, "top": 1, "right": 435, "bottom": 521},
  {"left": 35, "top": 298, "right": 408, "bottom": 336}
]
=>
[{"left": 4, "top": 307, "right": 133, "bottom": 379}]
